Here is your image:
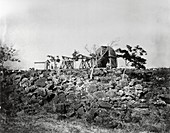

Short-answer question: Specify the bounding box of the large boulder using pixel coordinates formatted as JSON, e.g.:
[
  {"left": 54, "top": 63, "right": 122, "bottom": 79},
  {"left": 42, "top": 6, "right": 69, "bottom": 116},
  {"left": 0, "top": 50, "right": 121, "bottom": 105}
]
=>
[
  {"left": 98, "top": 101, "right": 112, "bottom": 109},
  {"left": 86, "top": 84, "right": 98, "bottom": 93},
  {"left": 58, "top": 92, "right": 66, "bottom": 103},
  {"left": 159, "top": 94, "right": 170, "bottom": 104},
  {"left": 55, "top": 103, "right": 66, "bottom": 113},
  {"left": 93, "top": 91, "right": 106, "bottom": 99},
  {"left": 35, "top": 78, "right": 47, "bottom": 87},
  {"left": 66, "top": 92, "right": 76, "bottom": 102}
]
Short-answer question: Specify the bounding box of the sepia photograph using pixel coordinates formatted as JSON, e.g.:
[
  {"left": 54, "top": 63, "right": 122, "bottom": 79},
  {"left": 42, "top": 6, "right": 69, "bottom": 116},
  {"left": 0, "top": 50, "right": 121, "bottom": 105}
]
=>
[{"left": 0, "top": 0, "right": 170, "bottom": 132}]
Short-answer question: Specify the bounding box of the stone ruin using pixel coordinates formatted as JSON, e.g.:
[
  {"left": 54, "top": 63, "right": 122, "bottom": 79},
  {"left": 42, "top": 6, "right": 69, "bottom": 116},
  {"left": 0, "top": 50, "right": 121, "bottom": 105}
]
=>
[{"left": 1, "top": 68, "right": 170, "bottom": 130}]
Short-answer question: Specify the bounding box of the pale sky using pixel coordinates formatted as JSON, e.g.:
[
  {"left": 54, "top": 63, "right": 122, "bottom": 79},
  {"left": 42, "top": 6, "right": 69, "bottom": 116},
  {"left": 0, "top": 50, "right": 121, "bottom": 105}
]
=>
[{"left": 0, "top": 0, "right": 170, "bottom": 69}]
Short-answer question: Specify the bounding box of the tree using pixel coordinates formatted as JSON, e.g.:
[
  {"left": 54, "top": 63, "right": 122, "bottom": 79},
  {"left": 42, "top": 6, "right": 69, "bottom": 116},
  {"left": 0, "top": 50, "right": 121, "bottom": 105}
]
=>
[
  {"left": 0, "top": 43, "right": 20, "bottom": 119},
  {"left": 0, "top": 43, "right": 20, "bottom": 68},
  {"left": 116, "top": 45, "right": 147, "bottom": 69}
]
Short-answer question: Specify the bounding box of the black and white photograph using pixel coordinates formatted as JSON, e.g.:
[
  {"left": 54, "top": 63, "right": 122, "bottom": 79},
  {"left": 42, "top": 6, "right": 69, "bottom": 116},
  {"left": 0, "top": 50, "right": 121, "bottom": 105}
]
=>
[{"left": 0, "top": 0, "right": 170, "bottom": 132}]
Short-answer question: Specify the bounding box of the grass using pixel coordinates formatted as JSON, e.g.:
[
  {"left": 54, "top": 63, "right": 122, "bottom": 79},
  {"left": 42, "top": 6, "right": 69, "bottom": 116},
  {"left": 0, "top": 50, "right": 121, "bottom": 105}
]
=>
[
  {"left": 1, "top": 112, "right": 169, "bottom": 133},
  {"left": 0, "top": 113, "right": 115, "bottom": 133}
]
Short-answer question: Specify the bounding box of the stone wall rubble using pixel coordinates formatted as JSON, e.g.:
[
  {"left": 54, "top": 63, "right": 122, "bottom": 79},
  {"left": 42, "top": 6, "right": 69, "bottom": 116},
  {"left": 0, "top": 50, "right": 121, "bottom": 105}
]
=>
[{"left": 1, "top": 68, "right": 170, "bottom": 130}]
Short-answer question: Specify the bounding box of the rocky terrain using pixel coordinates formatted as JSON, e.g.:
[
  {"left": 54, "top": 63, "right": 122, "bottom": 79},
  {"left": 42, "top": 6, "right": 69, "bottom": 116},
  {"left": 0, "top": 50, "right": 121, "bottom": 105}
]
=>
[{"left": 1, "top": 68, "right": 170, "bottom": 132}]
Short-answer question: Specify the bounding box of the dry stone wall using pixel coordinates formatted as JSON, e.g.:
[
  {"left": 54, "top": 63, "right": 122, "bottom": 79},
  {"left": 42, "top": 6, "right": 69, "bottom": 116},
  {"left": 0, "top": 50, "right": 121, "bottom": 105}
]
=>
[{"left": 1, "top": 68, "right": 170, "bottom": 130}]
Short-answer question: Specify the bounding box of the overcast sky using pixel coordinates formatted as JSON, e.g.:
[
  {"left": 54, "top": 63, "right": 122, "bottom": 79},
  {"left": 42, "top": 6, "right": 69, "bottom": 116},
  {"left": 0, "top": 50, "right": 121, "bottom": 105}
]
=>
[{"left": 0, "top": 0, "right": 170, "bottom": 69}]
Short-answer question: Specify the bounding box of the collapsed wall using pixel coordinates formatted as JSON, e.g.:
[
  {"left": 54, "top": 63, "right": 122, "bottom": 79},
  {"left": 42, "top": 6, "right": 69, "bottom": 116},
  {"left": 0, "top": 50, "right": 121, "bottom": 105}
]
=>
[{"left": 1, "top": 68, "right": 170, "bottom": 129}]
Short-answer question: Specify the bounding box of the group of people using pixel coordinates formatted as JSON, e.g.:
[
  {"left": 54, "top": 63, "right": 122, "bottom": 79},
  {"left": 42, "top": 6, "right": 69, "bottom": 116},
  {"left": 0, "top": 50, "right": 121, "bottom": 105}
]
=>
[{"left": 45, "top": 55, "right": 60, "bottom": 70}]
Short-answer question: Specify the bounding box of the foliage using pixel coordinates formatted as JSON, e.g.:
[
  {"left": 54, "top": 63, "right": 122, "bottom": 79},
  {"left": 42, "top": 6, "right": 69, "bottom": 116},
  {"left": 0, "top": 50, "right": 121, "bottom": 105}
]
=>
[
  {"left": 0, "top": 43, "right": 20, "bottom": 120},
  {"left": 116, "top": 45, "right": 147, "bottom": 69},
  {"left": 0, "top": 43, "right": 20, "bottom": 67}
]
